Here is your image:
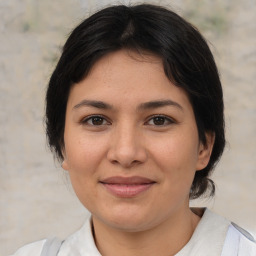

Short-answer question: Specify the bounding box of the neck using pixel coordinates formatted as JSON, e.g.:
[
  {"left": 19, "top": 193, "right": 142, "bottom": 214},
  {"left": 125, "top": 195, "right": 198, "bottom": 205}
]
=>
[{"left": 92, "top": 207, "right": 201, "bottom": 256}]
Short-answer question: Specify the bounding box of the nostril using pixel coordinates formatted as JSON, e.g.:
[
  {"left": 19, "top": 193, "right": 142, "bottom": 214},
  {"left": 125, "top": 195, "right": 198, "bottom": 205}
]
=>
[
  {"left": 109, "top": 156, "right": 143, "bottom": 168},
  {"left": 110, "top": 159, "right": 119, "bottom": 165},
  {"left": 106, "top": 139, "right": 148, "bottom": 167}
]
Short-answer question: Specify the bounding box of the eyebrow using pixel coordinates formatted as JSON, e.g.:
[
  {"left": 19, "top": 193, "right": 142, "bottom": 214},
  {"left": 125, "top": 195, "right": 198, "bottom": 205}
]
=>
[
  {"left": 138, "top": 100, "right": 183, "bottom": 111},
  {"left": 73, "top": 100, "right": 113, "bottom": 110},
  {"left": 73, "top": 99, "right": 183, "bottom": 111}
]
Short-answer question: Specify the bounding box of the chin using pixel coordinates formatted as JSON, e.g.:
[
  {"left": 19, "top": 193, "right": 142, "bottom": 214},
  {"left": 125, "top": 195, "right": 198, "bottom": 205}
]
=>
[
  {"left": 110, "top": 219, "right": 152, "bottom": 232},
  {"left": 98, "top": 209, "right": 157, "bottom": 232}
]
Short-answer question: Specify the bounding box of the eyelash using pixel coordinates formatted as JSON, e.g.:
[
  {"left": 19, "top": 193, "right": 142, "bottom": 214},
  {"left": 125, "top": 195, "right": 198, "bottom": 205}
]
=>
[
  {"left": 80, "top": 115, "right": 111, "bottom": 126},
  {"left": 80, "top": 114, "right": 176, "bottom": 127},
  {"left": 145, "top": 115, "right": 175, "bottom": 126}
]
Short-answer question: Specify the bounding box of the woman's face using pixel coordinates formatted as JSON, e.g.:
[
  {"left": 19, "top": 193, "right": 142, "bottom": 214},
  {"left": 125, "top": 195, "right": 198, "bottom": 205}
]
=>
[{"left": 62, "top": 50, "right": 213, "bottom": 232}]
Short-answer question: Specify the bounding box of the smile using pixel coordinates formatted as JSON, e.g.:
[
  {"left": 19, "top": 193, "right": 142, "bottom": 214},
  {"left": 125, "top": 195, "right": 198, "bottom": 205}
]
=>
[{"left": 100, "top": 176, "right": 156, "bottom": 198}]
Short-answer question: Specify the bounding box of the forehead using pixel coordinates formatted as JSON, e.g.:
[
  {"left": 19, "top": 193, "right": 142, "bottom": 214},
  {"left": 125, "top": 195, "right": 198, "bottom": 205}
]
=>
[
  {"left": 85, "top": 50, "right": 164, "bottom": 88},
  {"left": 68, "top": 50, "right": 191, "bottom": 110}
]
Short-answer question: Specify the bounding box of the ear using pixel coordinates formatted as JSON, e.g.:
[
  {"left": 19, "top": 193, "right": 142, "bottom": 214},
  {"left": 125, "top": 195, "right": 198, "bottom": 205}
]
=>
[
  {"left": 61, "top": 159, "right": 70, "bottom": 171},
  {"left": 196, "top": 132, "right": 215, "bottom": 171},
  {"left": 61, "top": 148, "right": 70, "bottom": 171}
]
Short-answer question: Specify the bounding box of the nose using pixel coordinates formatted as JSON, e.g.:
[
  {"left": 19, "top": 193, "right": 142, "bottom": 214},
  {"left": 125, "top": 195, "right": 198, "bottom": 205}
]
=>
[{"left": 107, "top": 124, "right": 147, "bottom": 168}]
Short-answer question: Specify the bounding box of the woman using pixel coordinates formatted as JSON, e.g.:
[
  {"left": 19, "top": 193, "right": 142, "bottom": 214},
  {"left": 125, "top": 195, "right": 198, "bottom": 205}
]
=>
[{"left": 11, "top": 4, "right": 256, "bottom": 256}]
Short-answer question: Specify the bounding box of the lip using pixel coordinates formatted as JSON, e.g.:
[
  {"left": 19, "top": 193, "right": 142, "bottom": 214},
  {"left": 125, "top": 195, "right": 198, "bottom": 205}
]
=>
[{"left": 100, "top": 176, "right": 156, "bottom": 198}]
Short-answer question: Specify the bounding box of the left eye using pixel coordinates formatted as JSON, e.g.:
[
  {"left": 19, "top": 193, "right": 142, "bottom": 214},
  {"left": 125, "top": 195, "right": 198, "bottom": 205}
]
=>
[
  {"left": 146, "top": 116, "right": 174, "bottom": 126},
  {"left": 82, "top": 116, "right": 109, "bottom": 126}
]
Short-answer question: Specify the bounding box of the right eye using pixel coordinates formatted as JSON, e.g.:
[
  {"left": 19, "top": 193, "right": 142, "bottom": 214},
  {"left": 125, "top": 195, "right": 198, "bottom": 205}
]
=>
[{"left": 81, "top": 115, "right": 110, "bottom": 126}]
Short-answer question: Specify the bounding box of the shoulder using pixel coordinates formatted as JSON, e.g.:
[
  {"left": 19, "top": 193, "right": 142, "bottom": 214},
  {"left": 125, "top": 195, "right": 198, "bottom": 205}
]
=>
[
  {"left": 189, "top": 208, "right": 256, "bottom": 255},
  {"left": 231, "top": 222, "right": 256, "bottom": 243},
  {"left": 9, "top": 215, "right": 94, "bottom": 256},
  {"left": 10, "top": 239, "right": 46, "bottom": 256},
  {"left": 222, "top": 222, "right": 256, "bottom": 255},
  {"left": 232, "top": 223, "right": 256, "bottom": 254}
]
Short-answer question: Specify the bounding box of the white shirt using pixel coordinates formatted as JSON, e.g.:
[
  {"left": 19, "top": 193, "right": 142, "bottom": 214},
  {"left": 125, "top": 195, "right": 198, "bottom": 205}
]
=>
[{"left": 10, "top": 209, "right": 256, "bottom": 256}]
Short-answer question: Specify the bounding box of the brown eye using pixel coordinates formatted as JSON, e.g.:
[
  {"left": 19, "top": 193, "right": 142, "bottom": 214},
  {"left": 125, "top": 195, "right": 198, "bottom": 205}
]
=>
[
  {"left": 146, "top": 115, "right": 174, "bottom": 126},
  {"left": 152, "top": 116, "right": 166, "bottom": 125},
  {"left": 82, "top": 115, "right": 109, "bottom": 126},
  {"left": 91, "top": 116, "right": 104, "bottom": 125}
]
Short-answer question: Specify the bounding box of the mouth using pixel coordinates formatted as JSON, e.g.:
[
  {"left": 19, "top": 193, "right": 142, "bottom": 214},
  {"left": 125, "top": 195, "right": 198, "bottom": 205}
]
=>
[{"left": 99, "top": 176, "right": 156, "bottom": 198}]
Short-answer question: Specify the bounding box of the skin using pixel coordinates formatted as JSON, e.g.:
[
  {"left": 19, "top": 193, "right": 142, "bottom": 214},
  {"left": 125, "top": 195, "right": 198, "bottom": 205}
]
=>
[{"left": 62, "top": 50, "right": 214, "bottom": 256}]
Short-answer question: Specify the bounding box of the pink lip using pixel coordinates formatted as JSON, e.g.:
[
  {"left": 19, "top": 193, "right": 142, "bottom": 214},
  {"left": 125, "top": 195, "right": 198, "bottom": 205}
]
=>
[{"left": 100, "top": 176, "right": 156, "bottom": 198}]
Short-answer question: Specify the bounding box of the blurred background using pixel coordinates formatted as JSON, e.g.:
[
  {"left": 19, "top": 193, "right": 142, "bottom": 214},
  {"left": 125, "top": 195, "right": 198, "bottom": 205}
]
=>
[{"left": 0, "top": 0, "right": 255, "bottom": 255}]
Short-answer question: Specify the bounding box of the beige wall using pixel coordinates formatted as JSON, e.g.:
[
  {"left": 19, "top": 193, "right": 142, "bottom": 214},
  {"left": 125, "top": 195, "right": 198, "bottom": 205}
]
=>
[{"left": 1, "top": 0, "right": 255, "bottom": 255}]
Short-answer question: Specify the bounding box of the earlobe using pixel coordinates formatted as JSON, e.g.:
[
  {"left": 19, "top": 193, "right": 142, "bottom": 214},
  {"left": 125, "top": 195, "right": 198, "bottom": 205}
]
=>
[
  {"left": 61, "top": 160, "right": 69, "bottom": 171},
  {"left": 196, "top": 132, "right": 215, "bottom": 171},
  {"left": 61, "top": 148, "right": 69, "bottom": 171}
]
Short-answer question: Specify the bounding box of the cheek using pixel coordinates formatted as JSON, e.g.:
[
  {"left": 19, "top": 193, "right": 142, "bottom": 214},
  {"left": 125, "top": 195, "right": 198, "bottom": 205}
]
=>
[
  {"left": 64, "top": 133, "right": 107, "bottom": 172},
  {"left": 64, "top": 136, "right": 105, "bottom": 205},
  {"left": 150, "top": 131, "right": 199, "bottom": 181}
]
